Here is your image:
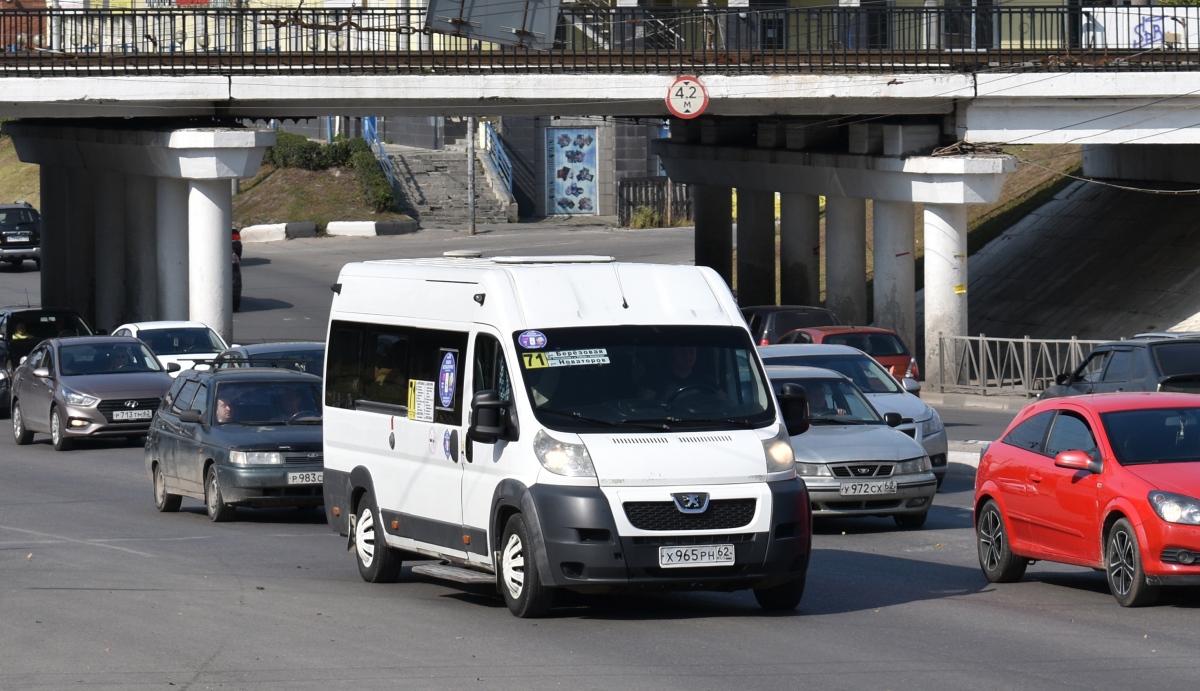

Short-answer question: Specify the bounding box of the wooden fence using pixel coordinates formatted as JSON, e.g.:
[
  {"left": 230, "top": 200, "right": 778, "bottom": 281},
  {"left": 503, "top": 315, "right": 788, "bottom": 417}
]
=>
[{"left": 616, "top": 177, "right": 693, "bottom": 228}]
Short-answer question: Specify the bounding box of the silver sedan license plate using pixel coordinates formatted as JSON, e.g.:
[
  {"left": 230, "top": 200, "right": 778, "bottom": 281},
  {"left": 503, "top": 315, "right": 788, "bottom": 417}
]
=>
[
  {"left": 287, "top": 471, "right": 323, "bottom": 485},
  {"left": 658, "top": 544, "right": 735, "bottom": 568},
  {"left": 112, "top": 409, "right": 153, "bottom": 421},
  {"left": 840, "top": 480, "right": 898, "bottom": 496}
]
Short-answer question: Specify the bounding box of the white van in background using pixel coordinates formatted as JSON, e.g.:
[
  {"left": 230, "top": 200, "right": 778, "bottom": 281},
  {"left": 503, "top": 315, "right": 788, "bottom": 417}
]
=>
[{"left": 322, "top": 254, "right": 812, "bottom": 617}]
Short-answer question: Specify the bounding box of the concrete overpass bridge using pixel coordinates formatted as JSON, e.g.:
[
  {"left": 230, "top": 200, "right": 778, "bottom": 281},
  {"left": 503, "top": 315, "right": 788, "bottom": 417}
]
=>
[{"left": 4, "top": 4, "right": 1200, "bottom": 382}]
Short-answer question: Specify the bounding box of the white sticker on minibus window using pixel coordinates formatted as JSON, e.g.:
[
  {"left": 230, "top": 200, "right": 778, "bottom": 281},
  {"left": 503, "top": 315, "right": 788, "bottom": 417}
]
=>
[
  {"left": 545, "top": 349, "right": 610, "bottom": 367},
  {"left": 407, "top": 380, "right": 436, "bottom": 422}
]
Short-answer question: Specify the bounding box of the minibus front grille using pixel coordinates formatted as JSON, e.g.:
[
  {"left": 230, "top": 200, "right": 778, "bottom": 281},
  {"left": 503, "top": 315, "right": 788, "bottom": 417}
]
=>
[{"left": 623, "top": 499, "right": 757, "bottom": 531}]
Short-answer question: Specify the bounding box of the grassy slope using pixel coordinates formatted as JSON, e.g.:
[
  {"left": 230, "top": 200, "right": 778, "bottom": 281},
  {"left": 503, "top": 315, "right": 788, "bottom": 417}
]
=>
[
  {"left": 232, "top": 165, "right": 415, "bottom": 230},
  {"left": 0, "top": 136, "right": 41, "bottom": 207}
]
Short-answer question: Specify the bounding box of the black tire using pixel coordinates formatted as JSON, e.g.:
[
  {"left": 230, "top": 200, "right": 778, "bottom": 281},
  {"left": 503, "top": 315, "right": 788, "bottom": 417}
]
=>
[
  {"left": 205, "top": 465, "right": 236, "bottom": 522},
  {"left": 354, "top": 491, "right": 402, "bottom": 583},
  {"left": 894, "top": 511, "right": 928, "bottom": 529},
  {"left": 977, "top": 500, "right": 1027, "bottom": 583},
  {"left": 12, "top": 399, "right": 33, "bottom": 445},
  {"left": 34, "top": 259, "right": 40, "bottom": 270},
  {"left": 50, "top": 406, "right": 72, "bottom": 451},
  {"left": 935, "top": 475, "right": 944, "bottom": 490},
  {"left": 499, "top": 513, "right": 555, "bottom": 618},
  {"left": 152, "top": 463, "right": 182, "bottom": 513},
  {"left": 1106, "top": 518, "right": 1159, "bottom": 607},
  {"left": 753, "top": 578, "right": 806, "bottom": 611}
]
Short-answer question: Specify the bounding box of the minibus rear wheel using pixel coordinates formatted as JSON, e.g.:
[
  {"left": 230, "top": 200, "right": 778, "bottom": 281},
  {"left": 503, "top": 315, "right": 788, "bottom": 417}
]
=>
[
  {"left": 499, "top": 514, "right": 555, "bottom": 618},
  {"left": 355, "top": 491, "right": 402, "bottom": 583}
]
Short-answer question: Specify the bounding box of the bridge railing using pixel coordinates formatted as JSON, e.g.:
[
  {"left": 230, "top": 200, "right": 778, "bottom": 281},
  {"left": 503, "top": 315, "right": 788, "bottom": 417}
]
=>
[
  {"left": 4, "top": 6, "right": 1200, "bottom": 75},
  {"left": 481, "top": 122, "right": 513, "bottom": 201},
  {"left": 361, "top": 116, "right": 396, "bottom": 191},
  {"left": 936, "top": 334, "right": 1111, "bottom": 397}
]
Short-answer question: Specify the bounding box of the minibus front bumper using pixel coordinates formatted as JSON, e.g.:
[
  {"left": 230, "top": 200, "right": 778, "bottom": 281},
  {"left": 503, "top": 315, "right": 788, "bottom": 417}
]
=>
[{"left": 528, "top": 479, "right": 811, "bottom": 593}]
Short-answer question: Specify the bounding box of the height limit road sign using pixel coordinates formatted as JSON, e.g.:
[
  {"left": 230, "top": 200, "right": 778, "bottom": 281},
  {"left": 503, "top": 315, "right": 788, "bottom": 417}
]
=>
[{"left": 666, "top": 76, "right": 709, "bottom": 119}]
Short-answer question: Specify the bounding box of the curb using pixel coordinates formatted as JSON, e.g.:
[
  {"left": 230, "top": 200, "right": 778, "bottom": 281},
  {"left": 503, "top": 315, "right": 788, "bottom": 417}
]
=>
[
  {"left": 327, "top": 220, "right": 420, "bottom": 237},
  {"left": 922, "top": 391, "right": 1033, "bottom": 412},
  {"left": 948, "top": 440, "right": 989, "bottom": 478},
  {"left": 241, "top": 222, "right": 318, "bottom": 242}
]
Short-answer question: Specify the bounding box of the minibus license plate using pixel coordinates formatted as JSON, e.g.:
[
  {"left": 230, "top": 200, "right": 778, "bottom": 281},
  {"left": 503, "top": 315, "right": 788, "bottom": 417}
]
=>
[
  {"left": 658, "top": 544, "right": 735, "bottom": 568},
  {"left": 840, "top": 480, "right": 897, "bottom": 496},
  {"left": 112, "top": 409, "right": 153, "bottom": 421},
  {"left": 287, "top": 471, "right": 323, "bottom": 485}
]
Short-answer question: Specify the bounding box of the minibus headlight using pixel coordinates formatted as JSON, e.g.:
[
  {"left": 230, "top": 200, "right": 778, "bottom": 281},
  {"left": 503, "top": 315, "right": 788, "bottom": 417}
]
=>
[
  {"left": 533, "top": 430, "right": 595, "bottom": 477},
  {"left": 762, "top": 428, "right": 794, "bottom": 473},
  {"left": 229, "top": 451, "right": 284, "bottom": 466}
]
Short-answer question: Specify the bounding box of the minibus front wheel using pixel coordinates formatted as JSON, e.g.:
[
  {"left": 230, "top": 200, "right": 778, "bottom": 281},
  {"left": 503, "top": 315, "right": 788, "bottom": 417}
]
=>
[{"left": 499, "top": 514, "right": 555, "bottom": 618}]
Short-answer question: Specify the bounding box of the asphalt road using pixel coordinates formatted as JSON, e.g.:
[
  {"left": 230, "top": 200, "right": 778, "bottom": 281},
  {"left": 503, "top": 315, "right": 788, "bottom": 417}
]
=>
[{"left": 3, "top": 228, "right": 1198, "bottom": 689}]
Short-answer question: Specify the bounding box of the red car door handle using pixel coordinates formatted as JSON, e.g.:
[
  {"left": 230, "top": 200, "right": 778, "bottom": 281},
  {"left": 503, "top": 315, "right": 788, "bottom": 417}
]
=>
[{"left": 1029, "top": 472, "right": 1043, "bottom": 483}]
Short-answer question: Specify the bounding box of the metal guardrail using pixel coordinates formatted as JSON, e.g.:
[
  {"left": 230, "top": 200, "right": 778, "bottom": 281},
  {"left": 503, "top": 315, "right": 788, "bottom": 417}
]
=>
[
  {"left": 481, "top": 123, "right": 513, "bottom": 200},
  {"left": 361, "top": 116, "right": 396, "bottom": 190},
  {"left": 4, "top": 7, "right": 1200, "bottom": 76},
  {"left": 937, "top": 334, "right": 1111, "bottom": 397}
]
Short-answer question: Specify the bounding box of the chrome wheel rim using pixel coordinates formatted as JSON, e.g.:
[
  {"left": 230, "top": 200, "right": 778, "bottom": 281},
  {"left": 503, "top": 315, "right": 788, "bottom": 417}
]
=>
[
  {"left": 979, "top": 508, "right": 1005, "bottom": 572},
  {"left": 501, "top": 532, "right": 526, "bottom": 600},
  {"left": 355, "top": 508, "right": 376, "bottom": 568},
  {"left": 12, "top": 404, "right": 22, "bottom": 439},
  {"left": 1108, "top": 529, "right": 1136, "bottom": 597},
  {"left": 51, "top": 411, "right": 61, "bottom": 445},
  {"left": 206, "top": 472, "right": 219, "bottom": 515},
  {"left": 154, "top": 467, "right": 166, "bottom": 505}
]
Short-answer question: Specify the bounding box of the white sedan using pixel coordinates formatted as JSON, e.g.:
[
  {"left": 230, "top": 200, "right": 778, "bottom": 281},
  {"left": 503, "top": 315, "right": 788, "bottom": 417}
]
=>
[{"left": 111, "top": 321, "right": 229, "bottom": 376}]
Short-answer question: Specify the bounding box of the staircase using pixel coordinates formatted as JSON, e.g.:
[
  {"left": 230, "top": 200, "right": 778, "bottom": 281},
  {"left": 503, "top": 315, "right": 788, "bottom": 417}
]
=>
[{"left": 383, "top": 144, "right": 515, "bottom": 226}]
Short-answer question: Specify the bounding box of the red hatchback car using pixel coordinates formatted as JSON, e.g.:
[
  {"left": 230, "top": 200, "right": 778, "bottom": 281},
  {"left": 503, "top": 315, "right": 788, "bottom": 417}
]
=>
[
  {"left": 975, "top": 393, "right": 1200, "bottom": 606},
  {"left": 777, "top": 326, "right": 919, "bottom": 381}
]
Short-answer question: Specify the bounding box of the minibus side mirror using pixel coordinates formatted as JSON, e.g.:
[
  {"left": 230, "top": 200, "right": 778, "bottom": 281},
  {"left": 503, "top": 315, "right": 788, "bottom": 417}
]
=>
[
  {"left": 469, "top": 389, "right": 507, "bottom": 444},
  {"left": 778, "top": 383, "right": 810, "bottom": 436}
]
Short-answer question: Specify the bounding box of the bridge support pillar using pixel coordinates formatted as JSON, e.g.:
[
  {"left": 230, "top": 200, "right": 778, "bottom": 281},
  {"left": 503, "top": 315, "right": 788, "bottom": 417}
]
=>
[
  {"left": 95, "top": 173, "right": 127, "bottom": 333},
  {"left": 39, "top": 165, "right": 69, "bottom": 312},
  {"left": 873, "top": 200, "right": 916, "bottom": 357},
  {"left": 157, "top": 178, "right": 191, "bottom": 322},
  {"left": 65, "top": 168, "right": 97, "bottom": 328},
  {"left": 779, "top": 193, "right": 821, "bottom": 306},
  {"left": 125, "top": 174, "right": 159, "bottom": 323},
  {"left": 826, "top": 196, "right": 867, "bottom": 325},
  {"left": 693, "top": 184, "right": 733, "bottom": 287},
  {"left": 924, "top": 202, "right": 969, "bottom": 391},
  {"left": 736, "top": 189, "right": 776, "bottom": 306},
  {"left": 188, "top": 179, "right": 234, "bottom": 346}
]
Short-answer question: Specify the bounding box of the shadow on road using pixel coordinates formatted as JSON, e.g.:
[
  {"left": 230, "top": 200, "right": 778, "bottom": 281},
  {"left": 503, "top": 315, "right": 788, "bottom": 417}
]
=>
[
  {"left": 177, "top": 505, "right": 328, "bottom": 524},
  {"left": 237, "top": 297, "right": 294, "bottom": 313},
  {"left": 239, "top": 257, "right": 272, "bottom": 267}
]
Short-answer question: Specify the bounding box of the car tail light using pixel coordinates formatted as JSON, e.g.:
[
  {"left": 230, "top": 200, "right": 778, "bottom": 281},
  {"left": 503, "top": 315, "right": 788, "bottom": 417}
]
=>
[{"left": 761, "top": 338, "right": 770, "bottom": 346}]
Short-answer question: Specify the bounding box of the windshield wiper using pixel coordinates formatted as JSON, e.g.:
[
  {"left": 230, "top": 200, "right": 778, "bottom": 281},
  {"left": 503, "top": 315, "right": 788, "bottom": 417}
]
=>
[
  {"left": 650, "top": 416, "right": 759, "bottom": 429},
  {"left": 539, "top": 408, "right": 671, "bottom": 432},
  {"left": 809, "top": 417, "right": 872, "bottom": 425}
]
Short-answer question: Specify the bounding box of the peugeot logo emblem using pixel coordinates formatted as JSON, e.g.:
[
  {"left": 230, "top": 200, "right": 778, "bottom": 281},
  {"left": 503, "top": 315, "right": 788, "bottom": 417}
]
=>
[
  {"left": 672, "top": 492, "right": 710, "bottom": 514},
  {"left": 125, "top": 400, "right": 139, "bottom": 408}
]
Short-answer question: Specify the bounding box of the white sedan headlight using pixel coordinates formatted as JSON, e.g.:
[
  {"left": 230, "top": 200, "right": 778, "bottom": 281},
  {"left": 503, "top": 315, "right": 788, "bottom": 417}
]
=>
[
  {"left": 920, "top": 409, "right": 944, "bottom": 437},
  {"left": 1150, "top": 491, "right": 1200, "bottom": 525},
  {"left": 533, "top": 430, "right": 596, "bottom": 477},
  {"left": 229, "top": 451, "right": 284, "bottom": 466},
  {"left": 61, "top": 387, "right": 98, "bottom": 407},
  {"left": 762, "top": 427, "right": 795, "bottom": 473},
  {"left": 896, "top": 456, "right": 932, "bottom": 474},
  {"left": 795, "top": 462, "right": 832, "bottom": 477}
]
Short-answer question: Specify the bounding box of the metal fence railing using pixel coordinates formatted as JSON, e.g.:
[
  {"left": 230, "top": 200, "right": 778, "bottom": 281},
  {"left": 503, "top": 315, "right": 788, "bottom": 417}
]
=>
[
  {"left": 361, "top": 116, "right": 396, "bottom": 191},
  {"left": 481, "top": 123, "right": 513, "bottom": 201},
  {"left": 617, "top": 177, "right": 692, "bottom": 228},
  {"left": 936, "top": 334, "right": 1111, "bottom": 397},
  {"left": 4, "top": 6, "right": 1200, "bottom": 76}
]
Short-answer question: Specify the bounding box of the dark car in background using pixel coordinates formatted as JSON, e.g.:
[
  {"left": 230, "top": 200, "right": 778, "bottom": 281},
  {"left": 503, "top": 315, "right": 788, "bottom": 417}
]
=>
[
  {"left": 1039, "top": 336, "right": 1200, "bottom": 399},
  {"left": 1, "top": 307, "right": 95, "bottom": 377},
  {"left": 146, "top": 368, "right": 324, "bottom": 521},
  {"left": 215, "top": 341, "right": 325, "bottom": 378},
  {"left": 777, "top": 325, "right": 920, "bottom": 381},
  {"left": 741, "top": 305, "right": 840, "bottom": 346},
  {"left": 10, "top": 337, "right": 176, "bottom": 451},
  {"left": 0, "top": 202, "right": 41, "bottom": 270}
]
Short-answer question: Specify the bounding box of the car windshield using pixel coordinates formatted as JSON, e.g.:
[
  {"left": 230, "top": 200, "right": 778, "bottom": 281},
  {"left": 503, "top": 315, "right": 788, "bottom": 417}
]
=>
[
  {"left": 1152, "top": 342, "right": 1200, "bottom": 377},
  {"left": 760, "top": 353, "right": 902, "bottom": 394},
  {"left": 775, "top": 310, "right": 837, "bottom": 332},
  {"left": 513, "top": 325, "right": 774, "bottom": 432},
  {"left": 769, "top": 376, "right": 881, "bottom": 424},
  {"left": 140, "top": 328, "right": 225, "bottom": 356},
  {"left": 0, "top": 209, "right": 38, "bottom": 225},
  {"left": 59, "top": 343, "right": 163, "bottom": 375},
  {"left": 220, "top": 348, "right": 325, "bottom": 378},
  {"left": 9, "top": 312, "right": 91, "bottom": 340},
  {"left": 1102, "top": 407, "right": 1200, "bottom": 465},
  {"left": 822, "top": 332, "right": 908, "bottom": 357},
  {"left": 213, "top": 381, "right": 323, "bottom": 425}
]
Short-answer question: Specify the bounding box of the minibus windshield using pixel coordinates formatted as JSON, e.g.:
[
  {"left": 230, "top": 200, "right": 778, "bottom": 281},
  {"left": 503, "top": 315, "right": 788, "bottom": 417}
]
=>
[{"left": 513, "top": 325, "right": 775, "bottom": 433}]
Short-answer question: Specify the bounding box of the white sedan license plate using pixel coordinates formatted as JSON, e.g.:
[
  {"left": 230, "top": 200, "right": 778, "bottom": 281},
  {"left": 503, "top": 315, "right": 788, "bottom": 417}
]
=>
[
  {"left": 840, "top": 480, "right": 898, "bottom": 496},
  {"left": 7, "top": 236, "right": 30, "bottom": 243},
  {"left": 287, "top": 471, "right": 323, "bottom": 485},
  {"left": 112, "top": 409, "right": 153, "bottom": 421},
  {"left": 658, "top": 544, "right": 735, "bottom": 568}
]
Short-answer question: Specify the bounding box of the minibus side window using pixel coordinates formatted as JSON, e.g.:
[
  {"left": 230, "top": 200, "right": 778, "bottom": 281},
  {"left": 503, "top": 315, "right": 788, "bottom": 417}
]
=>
[
  {"left": 366, "top": 331, "right": 411, "bottom": 406},
  {"left": 410, "top": 329, "right": 469, "bottom": 425},
  {"left": 473, "top": 333, "right": 512, "bottom": 429},
  {"left": 326, "top": 322, "right": 365, "bottom": 409}
]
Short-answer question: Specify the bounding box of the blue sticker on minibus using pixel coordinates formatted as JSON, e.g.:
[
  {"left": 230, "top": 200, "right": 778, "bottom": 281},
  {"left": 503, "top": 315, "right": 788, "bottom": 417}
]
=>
[
  {"left": 518, "top": 330, "right": 547, "bottom": 349},
  {"left": 439, "top": 351, "right": 456, "bottom": 408}
]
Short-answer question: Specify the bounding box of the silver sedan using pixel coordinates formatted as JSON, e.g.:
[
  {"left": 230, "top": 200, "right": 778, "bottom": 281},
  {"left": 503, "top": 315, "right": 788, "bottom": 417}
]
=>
[{"left": 10, "top": 337, "right": 176, "bottom": 451}]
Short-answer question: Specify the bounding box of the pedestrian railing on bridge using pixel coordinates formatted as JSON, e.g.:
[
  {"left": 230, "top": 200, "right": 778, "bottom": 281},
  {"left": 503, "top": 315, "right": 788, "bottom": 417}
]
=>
[
  {"left": 4, "top": 6, "right": 1200, "bottom": 75},
  {"left": 936, "top": 334, "right": 1111, "bottom": 398}
]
